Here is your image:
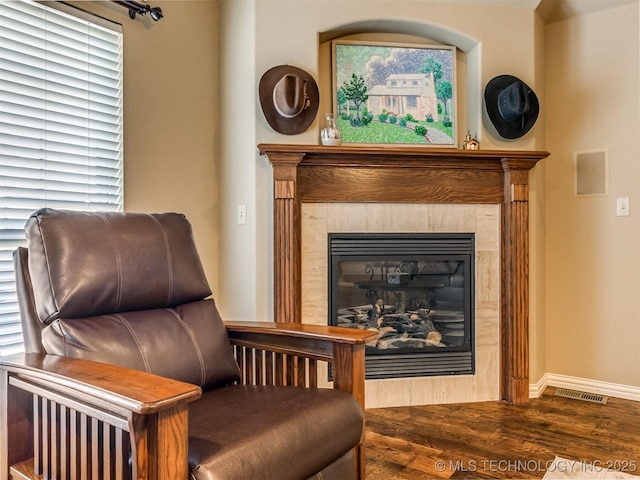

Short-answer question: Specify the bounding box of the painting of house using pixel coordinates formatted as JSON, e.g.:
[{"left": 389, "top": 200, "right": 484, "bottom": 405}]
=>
[
  {"left": 332, "top": 41, "right": 456, "bottom": 145},
  {"left": 367, "top": 72, "right": 439, "bottom": 121}
]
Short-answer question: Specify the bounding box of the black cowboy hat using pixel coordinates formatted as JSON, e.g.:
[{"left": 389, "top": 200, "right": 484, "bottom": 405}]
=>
[
  {"left": 484, "top": 74, "right": 539, "bottom": 139},
  {"left": 259, "top": 65, "right": 319, "bottom": 135}
]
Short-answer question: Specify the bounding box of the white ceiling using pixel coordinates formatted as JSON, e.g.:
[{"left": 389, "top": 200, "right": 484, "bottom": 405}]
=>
[{"left": 536, "top": 0, "right": 638, "bottom": 24}]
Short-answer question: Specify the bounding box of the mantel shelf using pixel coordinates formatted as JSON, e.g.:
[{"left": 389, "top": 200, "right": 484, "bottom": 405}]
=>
[
  {"left": 259, "top": 142, "right": 550, "bottom": 405},
  {"left": 258, "top": 143, "right": 549, "bottom": 170}
]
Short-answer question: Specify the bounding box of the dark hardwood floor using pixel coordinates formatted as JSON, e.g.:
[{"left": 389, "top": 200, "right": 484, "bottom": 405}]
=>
[{"left": 365, "top": 387, "right": 640, "bottom": 479}]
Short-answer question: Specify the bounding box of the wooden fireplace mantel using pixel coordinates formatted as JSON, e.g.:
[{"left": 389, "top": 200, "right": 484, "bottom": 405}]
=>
[{"left": 258, "top": 143, "right": 550, "bottom": 404}]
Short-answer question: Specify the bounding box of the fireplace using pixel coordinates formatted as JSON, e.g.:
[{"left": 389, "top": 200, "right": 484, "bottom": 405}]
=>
[
  {"left": 259, "top": 143, "right": 549, "bottom": 404},
  {"left": 329, "top": 233, "right": 474, "bottom": 379}
]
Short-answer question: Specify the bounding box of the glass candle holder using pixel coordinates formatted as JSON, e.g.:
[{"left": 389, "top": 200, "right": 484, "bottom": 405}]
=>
[{"left": 320, "top": 113, "right": 342, "bottom": 146}]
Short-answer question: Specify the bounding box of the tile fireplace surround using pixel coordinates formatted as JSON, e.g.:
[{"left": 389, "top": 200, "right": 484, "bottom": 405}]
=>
[{"left": 258, "top": 144, "right": 549, "bottom": 406}]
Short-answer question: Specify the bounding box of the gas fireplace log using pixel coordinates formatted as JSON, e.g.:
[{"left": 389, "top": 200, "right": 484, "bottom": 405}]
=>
[
  {"left": 363, "top": 312, "right": 443, "bottom": 348},
  {"left": 377, "top": 333, "right": 444, "bottom": 349}
]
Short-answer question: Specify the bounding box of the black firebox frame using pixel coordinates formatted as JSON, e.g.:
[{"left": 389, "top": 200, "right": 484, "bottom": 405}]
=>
[{"left": 328, "top": 233, "right": 476, "bottom": 379}]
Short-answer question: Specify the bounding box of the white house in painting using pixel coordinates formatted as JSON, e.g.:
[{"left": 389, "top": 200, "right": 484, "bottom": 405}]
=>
[{"left": 367, "top": 72, "right": 438, "bottom": 121}]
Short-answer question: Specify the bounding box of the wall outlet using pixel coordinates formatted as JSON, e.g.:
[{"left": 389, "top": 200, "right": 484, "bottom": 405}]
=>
[
  {"left": 237, "top": 204, "right": 247, "bottom": 224},
  {"left": 616, "top": 197, "right": 630, "bottom": 217}
]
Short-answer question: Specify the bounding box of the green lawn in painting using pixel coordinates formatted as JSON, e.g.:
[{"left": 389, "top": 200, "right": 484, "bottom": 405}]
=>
[{"left": 337, "top": 117, "right": 453, "bottom": 145}]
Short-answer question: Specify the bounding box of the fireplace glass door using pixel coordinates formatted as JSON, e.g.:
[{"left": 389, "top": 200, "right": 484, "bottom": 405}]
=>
[{"left": 329, "top": 233, "right": 475, "bottom": 379}]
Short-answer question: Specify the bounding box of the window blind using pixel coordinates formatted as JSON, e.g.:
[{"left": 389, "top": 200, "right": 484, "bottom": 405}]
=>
[{"left": 0, "top": 0, "right": 123, "bottom": 356}]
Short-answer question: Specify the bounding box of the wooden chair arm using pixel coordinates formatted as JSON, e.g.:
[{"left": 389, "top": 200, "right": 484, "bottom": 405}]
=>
[
  {"left": 1, "top": 354, "right": 201, "bottom": 480},
  {"left": 224, "top": 321, "right": 379, "bottom": 346},
  {"left": 0, "top": 353, "right": 202, "bottom": 415},
  {"left": 224, "top": 322, "right": 378, "bottom": 393}
]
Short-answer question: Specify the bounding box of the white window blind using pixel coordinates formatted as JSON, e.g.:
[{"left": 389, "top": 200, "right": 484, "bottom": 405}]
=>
[{"left": 0, "top": 0, "right": 123, "bottom": 356}]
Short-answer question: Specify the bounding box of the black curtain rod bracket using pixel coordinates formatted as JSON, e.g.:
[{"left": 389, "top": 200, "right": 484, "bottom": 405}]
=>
[{"left": 110, "top": 0, "right": 163, "bottom": 21}]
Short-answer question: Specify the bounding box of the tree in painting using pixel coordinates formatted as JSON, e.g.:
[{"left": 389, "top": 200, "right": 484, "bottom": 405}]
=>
[
  {"left": 336, "top": 86, "right": 347, "bottom": 115},
  {"left": 341, "top": 73, "right": 368, "bottom": 123},
  {"left": 435, "top": 81, "right": 453, "bottom": 119}
]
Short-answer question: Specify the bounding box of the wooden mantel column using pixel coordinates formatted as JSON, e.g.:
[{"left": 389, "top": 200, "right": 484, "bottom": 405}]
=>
[
  {"left": 501, "top": 158, "right": 538, "bottom": 404},
  {"left": 267, "top": 152, "right": 305, "bottom": 323},
  {"left": 259, "top": 144, "right": 549, "bottom": 404}
]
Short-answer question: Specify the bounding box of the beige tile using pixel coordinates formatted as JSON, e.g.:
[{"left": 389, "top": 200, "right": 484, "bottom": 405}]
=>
[
  {"left": 476, "top": 250, "right": 500, "bottom": 304},
  {"left": 475, "top": 204, "right": 501, "bottom": 251},
  {"left": 367, "top": 378, "right": 414, "bottom": 408}
]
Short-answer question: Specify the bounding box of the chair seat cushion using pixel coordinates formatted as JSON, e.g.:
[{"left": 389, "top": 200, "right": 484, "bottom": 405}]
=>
[{"left": 188, "top": 385, "right": 363, "bottom": 480}]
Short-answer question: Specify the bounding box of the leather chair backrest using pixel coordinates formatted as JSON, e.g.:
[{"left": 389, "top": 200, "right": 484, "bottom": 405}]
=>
[
  {"left": 26, "top": 208, "right": 212, "bottom": 322},
  {"left": 21, "top": 208, "right": 240, "bottom": 390}
]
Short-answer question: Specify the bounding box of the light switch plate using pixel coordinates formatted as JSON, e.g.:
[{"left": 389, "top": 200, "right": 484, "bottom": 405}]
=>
[
  {"left": 237, "top": 204, "right": 247, "bottom": 224},
  {"left": 616, "top": 197, "right": 630, "bottom": 217}
]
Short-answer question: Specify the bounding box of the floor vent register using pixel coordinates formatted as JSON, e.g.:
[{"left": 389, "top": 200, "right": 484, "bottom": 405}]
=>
[{"left": 554, "top": 388, "right": 608, "bottom": 405}]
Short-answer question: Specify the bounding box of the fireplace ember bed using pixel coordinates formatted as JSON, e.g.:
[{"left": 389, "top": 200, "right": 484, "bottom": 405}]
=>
[{"left": 329, "top": 233, "right": 474, "bottom": 379}]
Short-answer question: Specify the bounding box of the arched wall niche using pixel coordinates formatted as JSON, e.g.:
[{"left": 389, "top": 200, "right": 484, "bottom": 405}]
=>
[{"left": 318, "top": 19, "right": 482, "bottom": 144}]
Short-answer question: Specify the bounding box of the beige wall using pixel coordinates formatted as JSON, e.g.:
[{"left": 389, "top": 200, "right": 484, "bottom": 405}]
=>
[
  {"left": 68, "top": 1, "right": 221, "bottom": 297},
  {"left": 217, "top": 0, "right": 262, "bottom": 321},
  {"left": 529, "top": 11, "right": 549, "bottom": 384},
  {"left": 544, "top": 3, "right": 640, "bottom": 387}
]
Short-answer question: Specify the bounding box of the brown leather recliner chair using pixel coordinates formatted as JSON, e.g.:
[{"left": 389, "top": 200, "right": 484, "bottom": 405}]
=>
[{"left": 0, "top": 208, "right": 376, "bottom": 480}]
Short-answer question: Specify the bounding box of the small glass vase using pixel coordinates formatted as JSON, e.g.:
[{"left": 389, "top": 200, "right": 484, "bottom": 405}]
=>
[{"left": 320, "top": 113, "right": 342, "bottom": 146}]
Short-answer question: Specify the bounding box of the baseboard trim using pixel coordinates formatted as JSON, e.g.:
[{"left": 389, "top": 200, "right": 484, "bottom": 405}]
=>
[
  {"left": 530, "top": 373, "right": 640, "bottom": 402},
  {"left": 529, "top": 373, "right": 549, "bottom": 399}
]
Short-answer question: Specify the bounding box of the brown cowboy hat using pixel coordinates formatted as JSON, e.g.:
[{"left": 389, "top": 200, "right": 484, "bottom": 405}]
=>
[
  {"left": 484, "top": 74, "right": 539, "bottom": 139},
  {"left": 259, "top": 65, "right": 319, "bottom": 135}
]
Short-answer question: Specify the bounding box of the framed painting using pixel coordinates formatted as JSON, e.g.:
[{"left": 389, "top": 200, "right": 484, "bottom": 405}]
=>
[{"left": 331, "top": 40, "right": 457, "bottom": 146}]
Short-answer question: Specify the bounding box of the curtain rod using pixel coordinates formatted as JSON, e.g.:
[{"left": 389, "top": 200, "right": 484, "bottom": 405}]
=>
[{"left": 110, "top": 0, "right": 163, "bottom": 21}]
